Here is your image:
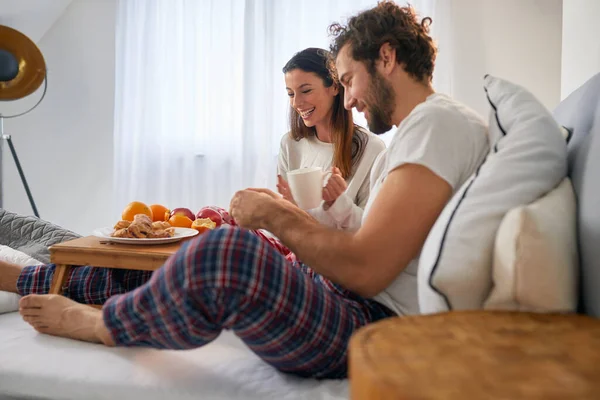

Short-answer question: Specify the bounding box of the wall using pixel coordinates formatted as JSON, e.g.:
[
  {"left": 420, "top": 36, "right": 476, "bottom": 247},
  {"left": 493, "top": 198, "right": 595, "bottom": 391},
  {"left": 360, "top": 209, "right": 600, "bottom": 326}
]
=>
[
  {"left": 2, "top": 0, "right": 116, "bottom": 235},
  {"left": 449, "top": 0, "right": 563, "bottom": 116},
  {"left": 0, "top": 0, "right": 564, "bottom": 235},
  {"left": 561, "top": 0, "right": 600, "bottom": 99},
  {"left": 0, "top": 0, "right": 73, "bottom": 43}
]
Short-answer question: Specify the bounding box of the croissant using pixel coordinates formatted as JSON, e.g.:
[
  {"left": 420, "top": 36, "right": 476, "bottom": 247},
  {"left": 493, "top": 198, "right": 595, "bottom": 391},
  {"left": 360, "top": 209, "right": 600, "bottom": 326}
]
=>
[
  {"left": 111, "top": 213, "right": 175, "bottom": 239},
  {"left": 152, "top": 221, "right": 171, "bottom": 231},
  {"left": 111, "top": 228, "right": 132, "bottom": 238},
  {"left": 133, "top": 214, "right": 153, "bottom": 226},
  {"left": 128, "top": 214, "right": 153, "bottom": 238},
  {"left": 148, "top": 229, "right": 170, "bottom": 238},
  {"left": 114, "top": 220, "right": 131, "bottom": 230}
]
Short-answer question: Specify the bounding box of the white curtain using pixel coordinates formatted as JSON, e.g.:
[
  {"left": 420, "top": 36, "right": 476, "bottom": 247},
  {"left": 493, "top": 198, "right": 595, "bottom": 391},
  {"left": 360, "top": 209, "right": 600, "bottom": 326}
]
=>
[{"left": 113, "top": 0, "right": 451, "bottom": 213}]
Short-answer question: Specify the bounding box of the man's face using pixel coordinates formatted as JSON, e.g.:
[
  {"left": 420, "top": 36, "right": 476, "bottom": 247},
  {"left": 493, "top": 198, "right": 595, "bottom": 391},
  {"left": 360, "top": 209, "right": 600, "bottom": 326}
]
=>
[{"left": 335, "top": 44, "right": 396, "bottom": 134}]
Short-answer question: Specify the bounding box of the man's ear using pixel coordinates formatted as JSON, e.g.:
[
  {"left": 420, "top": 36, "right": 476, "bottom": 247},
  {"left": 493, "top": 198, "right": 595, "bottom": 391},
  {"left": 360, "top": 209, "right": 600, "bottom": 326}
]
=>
[
  {"left": 378, "top": 42, "right": 396, "bottom": 76},
  {"left": 332, "top": 82, "right": 340, "bottom": 96}
]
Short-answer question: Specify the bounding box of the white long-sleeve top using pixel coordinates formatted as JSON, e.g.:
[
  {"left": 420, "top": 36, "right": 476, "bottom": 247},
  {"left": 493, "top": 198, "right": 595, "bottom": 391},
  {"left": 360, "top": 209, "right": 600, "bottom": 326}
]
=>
[{"left": 277, "top": 128, "right": 386, "bottom": 231}]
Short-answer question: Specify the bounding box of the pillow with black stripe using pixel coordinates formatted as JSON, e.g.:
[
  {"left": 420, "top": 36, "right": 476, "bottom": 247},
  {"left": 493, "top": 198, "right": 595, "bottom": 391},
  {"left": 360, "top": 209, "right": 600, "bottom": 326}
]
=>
[
  {"left": 560, "top": 125, "right": 573, "bottom": 143},
  {"left": 417, "top": 75, "right": 568, "bottom": 314}
]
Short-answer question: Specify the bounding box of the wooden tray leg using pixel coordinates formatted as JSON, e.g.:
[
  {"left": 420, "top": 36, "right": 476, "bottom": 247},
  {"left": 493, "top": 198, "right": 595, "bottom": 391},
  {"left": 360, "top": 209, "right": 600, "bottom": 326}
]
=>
[{"left": 49, "top": 264, "right": 72, "bottom": 295}]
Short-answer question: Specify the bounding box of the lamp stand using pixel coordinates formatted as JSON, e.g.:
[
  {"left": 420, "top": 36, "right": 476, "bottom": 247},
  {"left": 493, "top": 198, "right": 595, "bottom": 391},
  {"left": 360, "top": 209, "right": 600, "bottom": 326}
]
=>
[{"left": 0, "top": 114, "right": 40, "bottom": 218}]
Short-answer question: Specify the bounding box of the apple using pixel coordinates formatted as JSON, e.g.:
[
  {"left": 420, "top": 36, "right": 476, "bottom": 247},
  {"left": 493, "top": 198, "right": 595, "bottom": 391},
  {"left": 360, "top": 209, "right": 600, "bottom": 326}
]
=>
[
  {"left": 196, "top": 207, "right": 224, "bottom": 227},
  {"left": 191, "top": 218, "right": 216, "bottom": 234},
  {"left": 170, "top": 207, "right": 195, "bottom": 221}
]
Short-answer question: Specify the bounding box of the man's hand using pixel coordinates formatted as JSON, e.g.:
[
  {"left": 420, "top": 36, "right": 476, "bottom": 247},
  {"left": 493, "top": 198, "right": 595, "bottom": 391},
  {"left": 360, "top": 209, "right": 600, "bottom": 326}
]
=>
[
  {"left": 230, "top": 189, "right": 280, "bottom": 230},
  {"left": 269, "top": 163, "right": 452, "bottom": 298},
  {"left": 323, "top": 167, "right": 347, "bottom": 208}
]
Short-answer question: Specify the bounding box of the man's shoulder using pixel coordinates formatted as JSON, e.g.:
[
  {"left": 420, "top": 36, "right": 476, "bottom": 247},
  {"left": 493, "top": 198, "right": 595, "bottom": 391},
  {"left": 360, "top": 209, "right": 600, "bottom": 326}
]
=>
[
  {"left": 358, "top": 127, "right": 387, "bottom": 153},
  {"left": 389, "top": 94, "right": 487, "bottom": 153},
  {"left": 412, "top": 94, "right": 483, "bottom": 125},
  {"left": 396, "top": 95, "right": 486, "bottom": 141}
]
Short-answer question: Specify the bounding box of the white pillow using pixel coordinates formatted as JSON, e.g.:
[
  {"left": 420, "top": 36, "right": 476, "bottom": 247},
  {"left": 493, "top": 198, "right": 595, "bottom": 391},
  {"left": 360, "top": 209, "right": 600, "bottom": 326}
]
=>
[
  {"left": 0, "top": 245, "right": 42, "bottom": 314},
  {"left": 484, "top": 178, "right": 578, "bottom": 312},
  {"left": 418, "top": 75, "right": 568, "bottom": 313}
]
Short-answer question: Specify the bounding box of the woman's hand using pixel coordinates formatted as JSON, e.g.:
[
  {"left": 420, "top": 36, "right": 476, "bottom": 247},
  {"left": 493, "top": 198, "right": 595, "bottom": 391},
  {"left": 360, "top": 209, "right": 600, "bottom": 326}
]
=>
[
  {"left": 276, "top": 175, "right": 298, "bottom": 207},
  {"left": 323, "top": 167, "right": 347, "bottom": 208}
]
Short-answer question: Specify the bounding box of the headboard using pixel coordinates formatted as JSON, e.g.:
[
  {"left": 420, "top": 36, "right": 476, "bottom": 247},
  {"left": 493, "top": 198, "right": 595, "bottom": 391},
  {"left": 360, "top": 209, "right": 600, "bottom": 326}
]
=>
[{"left": 553, "top": 72, "right": 600, "bottom": 317}]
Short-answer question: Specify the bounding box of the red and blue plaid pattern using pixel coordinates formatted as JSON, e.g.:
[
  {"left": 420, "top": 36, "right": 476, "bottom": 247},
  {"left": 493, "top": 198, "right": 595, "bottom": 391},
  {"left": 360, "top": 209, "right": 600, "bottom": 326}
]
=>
[
  {"left": 102, "top": 226, "right": 393, "bottom": 378},
  {"left": 16, "top": 209, "right": 394, "bottom": 378},
  {"left": 16, "top": 207, "right": 289, "bottom": 303},
  {"left": 17, "top": 264, "right": 153, "bottom": 304},
  {"left": 204, "top": 206, "right": 297, "bottom": 261}
]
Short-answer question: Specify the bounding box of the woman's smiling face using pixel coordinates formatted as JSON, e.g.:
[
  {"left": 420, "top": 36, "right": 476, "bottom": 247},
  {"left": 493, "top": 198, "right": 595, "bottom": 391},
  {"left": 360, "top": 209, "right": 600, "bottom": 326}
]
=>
[{"left": 285, "top": 69, "right": 339, "bottom": 129}]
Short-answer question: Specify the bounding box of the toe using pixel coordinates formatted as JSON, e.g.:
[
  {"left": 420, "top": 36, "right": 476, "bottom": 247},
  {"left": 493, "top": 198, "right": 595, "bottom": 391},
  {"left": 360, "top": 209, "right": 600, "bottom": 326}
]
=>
[
  {"left": 20, "top": 295, "right": 45, "bottom": 309},
  {"left": 22, "top": 315, "right": 46, "bottom": 330},
  {"left": 19, "top": 307, "right": 40, "bottom": 317},
  {"left": 33, "top": 323, "right": 50, "bottom": 333},
  {"left": 22, "top": 315, "right": 41, "bottom": 324}
]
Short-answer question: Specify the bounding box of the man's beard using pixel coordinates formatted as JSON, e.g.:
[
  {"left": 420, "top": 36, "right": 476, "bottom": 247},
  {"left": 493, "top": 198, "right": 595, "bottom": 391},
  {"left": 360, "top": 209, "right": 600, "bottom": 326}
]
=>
[{"left": 365, "top": 71, "right": 396, "bottom": 134}]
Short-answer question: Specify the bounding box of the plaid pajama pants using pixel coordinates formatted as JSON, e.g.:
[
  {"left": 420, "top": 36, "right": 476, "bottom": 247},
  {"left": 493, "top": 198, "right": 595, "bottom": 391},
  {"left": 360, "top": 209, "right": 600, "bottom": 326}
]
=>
[{"left": 17, "top": 226, "right": 393, "bottom": 379}]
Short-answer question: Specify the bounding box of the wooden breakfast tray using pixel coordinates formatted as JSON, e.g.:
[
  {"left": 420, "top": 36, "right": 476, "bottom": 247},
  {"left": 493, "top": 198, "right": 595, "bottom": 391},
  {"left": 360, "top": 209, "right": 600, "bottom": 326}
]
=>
[{"left": 48, "top": 235, "right": 185, "bottom": 295}]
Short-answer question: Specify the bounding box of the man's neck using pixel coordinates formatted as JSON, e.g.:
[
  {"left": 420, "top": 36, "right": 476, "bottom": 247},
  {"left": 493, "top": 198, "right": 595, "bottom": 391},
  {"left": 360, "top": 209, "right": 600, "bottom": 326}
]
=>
[{"left": 391, "top": 79, "right": 435, "bottom": 127}]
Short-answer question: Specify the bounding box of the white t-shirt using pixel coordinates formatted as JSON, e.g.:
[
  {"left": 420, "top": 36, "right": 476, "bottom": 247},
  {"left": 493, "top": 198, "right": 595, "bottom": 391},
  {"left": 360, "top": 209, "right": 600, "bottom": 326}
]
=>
[
  {"left": 278, "top": 128, "right": 386, "bottom": 230},
  {"left": 364, "top": 93, "right": 489, "bottom": 315}
]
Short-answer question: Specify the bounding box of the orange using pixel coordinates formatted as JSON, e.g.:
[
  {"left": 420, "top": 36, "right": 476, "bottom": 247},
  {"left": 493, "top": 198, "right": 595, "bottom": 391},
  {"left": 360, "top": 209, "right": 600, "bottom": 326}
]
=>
[
  {"left": 168, "top": 214, "right": 193, "bottom": 228},
  {"left": 121, "top": 201, "right": 153, "bottom": 222},
  {"left": 191, "top": 218, "right": 216, "bottom": 234},
  {"left": 149, "top": 204, "right": 170, "bottom": 222}
]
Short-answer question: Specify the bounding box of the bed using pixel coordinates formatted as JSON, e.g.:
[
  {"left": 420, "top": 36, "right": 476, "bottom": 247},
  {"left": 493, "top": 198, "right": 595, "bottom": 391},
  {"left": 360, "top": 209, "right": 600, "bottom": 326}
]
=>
[
  {"left": 0, "top": 210, "right": 347, "bottom": 399},
  {"left": 1, "top": 71, "right": 600, "bottom": 399},
  {"left": 0, "top": 313, "right": 347, "bottom": 400}
]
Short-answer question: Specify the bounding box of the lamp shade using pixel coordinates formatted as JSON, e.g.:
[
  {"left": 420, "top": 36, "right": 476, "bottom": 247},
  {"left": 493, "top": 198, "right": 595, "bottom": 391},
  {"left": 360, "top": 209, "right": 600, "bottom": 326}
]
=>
[{"left": 0, "top": 25, "right": 46, "bottom": 101}]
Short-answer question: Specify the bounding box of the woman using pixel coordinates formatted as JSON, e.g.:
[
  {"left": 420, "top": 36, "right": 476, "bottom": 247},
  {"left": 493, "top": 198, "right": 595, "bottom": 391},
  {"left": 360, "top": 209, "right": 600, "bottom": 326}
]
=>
[
  {"left": 213, "top": 48, "right": 385, "bottom": 258},
  {"left": 3, "top": 48, "right": 384, "bottom": 306},
  {"left": 276, "top": 47, "right": 385, "bottom": 231},
  {"left": 210, "top": 48, "right": 384, "bottom": 234}
]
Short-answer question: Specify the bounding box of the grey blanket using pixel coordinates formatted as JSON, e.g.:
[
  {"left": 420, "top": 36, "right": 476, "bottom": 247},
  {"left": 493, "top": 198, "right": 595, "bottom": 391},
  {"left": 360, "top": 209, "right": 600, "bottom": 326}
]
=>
[{"left": 0, "top": 208, "right": 81, "bottom": 264}]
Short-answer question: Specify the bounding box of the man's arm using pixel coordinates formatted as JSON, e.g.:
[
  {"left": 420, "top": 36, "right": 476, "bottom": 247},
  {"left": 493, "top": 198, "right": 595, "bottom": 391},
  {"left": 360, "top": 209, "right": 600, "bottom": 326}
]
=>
[{"left": 261, "top": 163, "right": 452, "bottom": 297}]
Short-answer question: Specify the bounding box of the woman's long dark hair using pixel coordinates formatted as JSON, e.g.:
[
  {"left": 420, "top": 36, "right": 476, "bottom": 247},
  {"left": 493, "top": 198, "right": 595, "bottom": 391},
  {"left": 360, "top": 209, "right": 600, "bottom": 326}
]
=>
[{"left": 282, "top": 48, "right": 366, "bottom": 179}]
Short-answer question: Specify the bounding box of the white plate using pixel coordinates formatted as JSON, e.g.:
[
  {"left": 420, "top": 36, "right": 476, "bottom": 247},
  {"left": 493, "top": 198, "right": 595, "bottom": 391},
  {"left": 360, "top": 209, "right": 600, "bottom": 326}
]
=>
[{"left": 92, "top": 227, "right": 199, "bottom": 245}]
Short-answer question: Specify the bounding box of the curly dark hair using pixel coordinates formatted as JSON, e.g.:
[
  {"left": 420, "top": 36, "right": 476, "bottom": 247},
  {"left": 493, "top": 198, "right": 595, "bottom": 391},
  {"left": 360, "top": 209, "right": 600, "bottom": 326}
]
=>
[{"left": 329, "top": 1, "right": 437, "bottom": 83}]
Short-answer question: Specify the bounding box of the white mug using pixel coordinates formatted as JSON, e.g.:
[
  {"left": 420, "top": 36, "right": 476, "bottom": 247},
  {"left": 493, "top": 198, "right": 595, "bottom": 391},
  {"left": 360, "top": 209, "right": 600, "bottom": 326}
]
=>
[{"left": 286, "top": 167, "right": 331, "bottom": 210}]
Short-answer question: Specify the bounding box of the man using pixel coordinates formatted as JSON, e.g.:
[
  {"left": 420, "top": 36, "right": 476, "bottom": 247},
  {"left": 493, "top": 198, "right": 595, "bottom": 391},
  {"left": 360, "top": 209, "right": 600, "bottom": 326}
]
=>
[{"left": 14, "top": 1, "right": 488, "bottom": 379}]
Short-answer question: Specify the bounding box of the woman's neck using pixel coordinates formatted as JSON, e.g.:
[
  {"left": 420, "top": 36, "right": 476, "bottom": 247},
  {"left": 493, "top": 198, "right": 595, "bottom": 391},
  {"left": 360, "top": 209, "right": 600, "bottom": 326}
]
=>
[{"left": 314, "top": 122, "right": 333, "bottom": 143}]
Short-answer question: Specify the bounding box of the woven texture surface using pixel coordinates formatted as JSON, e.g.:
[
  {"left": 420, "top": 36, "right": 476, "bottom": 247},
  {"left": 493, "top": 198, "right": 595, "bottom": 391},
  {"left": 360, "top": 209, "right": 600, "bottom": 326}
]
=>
[
  {"left": 0, "top": 208, "right": 80, "bottom": 263},
  {"left": 350, "top": 311, "right": 600, "bottom": 399}
]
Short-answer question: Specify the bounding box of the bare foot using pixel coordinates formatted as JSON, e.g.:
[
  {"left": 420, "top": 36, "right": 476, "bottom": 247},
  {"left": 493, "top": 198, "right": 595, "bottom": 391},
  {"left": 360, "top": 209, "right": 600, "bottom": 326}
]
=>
[{"left": 19, "top": 294, "right": 115, "bottom": 346}]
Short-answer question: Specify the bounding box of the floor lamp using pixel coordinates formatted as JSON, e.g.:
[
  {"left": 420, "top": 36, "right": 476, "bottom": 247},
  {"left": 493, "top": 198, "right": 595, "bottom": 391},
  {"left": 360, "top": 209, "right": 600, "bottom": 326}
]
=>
[{"left": 0, "top": 25, "right": 47, "bottom": 218}]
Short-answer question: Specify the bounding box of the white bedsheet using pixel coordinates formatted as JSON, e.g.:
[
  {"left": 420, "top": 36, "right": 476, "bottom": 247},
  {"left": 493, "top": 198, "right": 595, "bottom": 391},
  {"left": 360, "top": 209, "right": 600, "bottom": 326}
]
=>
[{"left": 0, "top": 312, "right": 348, "bottom": 400}]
